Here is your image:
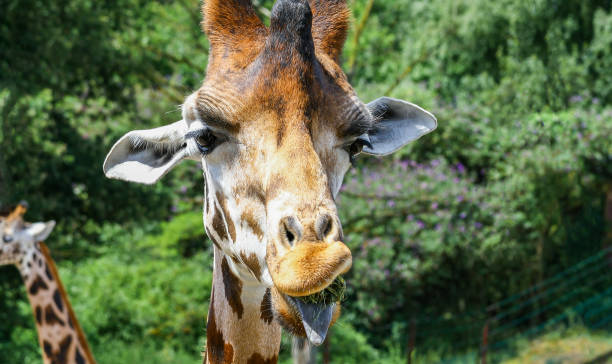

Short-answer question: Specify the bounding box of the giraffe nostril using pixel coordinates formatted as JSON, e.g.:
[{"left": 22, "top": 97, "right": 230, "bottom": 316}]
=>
[
  {"left": 285, "top": 229, "right": 295, "bottom": 245},
  {"left": 315, "top": 214, "right": 335, "bottom": 241},
  {"left": 280, "top": 216, "right": 302, "bottom": 247}
]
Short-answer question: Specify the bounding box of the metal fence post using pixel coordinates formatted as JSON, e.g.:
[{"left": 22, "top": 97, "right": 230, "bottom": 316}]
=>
[
  {"left": 407, "top": 317, "right": 416, "bottom": 364},
  {"left": 480, "top": 319, "right": 489, "bottom": 364}
]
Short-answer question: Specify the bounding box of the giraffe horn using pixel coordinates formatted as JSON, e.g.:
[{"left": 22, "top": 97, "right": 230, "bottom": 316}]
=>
[
  {"left": 308, "top": 0, "right": 350, "bottom": 61},
  {"left": 7, "top": 203, "right": 27, "bottom": 222},
  {"left": 202, "top": 0, "right": 265, "bottom": 47}
]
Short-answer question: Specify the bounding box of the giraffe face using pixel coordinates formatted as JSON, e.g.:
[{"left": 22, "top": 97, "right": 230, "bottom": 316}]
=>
[
  {"left": 0, "top": 207, "right": 55, "bottom": 266},
  {"left": 103, "top": 0, "right": 436, "bottom": 344}
]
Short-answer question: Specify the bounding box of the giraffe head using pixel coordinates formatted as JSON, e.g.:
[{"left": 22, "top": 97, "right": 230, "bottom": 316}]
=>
[
  {"left": 0, "top": 203, "right": 56, "bottom": 268},
  {"left": 103, "top": 0, "right": 436, "bottom": 345}
]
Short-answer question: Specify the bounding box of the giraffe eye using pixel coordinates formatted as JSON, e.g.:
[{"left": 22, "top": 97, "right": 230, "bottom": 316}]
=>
[
  {"left": 194, "top": 129, "right": 221, "bottom": 155},
  {"left": 345, "top": 137, "right": 372, "bottom": 165},
  {"left": 3, "top": 235, "right": 13, "bottom": 243}
]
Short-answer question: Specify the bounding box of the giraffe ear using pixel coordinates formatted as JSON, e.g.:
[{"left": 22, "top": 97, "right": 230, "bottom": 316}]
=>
[
  {"left": 26, "top": 221, "right": 55, "bottom": 242},
  {"left": 362, "top": 97, "right": 437, "bottom": 156},
  {"left": 103, "top": 120, "right": 191, "bottom": 185}
]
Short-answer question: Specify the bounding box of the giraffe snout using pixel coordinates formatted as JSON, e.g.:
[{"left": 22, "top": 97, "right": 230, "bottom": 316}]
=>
[{"left": 278, "top": 212, "right": 342, "bottom": 247}]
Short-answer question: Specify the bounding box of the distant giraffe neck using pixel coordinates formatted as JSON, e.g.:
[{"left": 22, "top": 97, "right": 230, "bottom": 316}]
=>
[
  {"left": 205, "top": 247, "right": 281, "bottom": 364},
  {"left": 19, "top": 242, "right": 96, "bottom": 364}
]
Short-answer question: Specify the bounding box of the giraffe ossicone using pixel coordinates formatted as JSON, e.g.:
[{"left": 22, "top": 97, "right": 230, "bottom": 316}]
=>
[
  {"left": 104, "top": 0, "right": 436, "bottom": 362},
  {"left": 1, "top": 203, "right": 96, "bottom": 364}
]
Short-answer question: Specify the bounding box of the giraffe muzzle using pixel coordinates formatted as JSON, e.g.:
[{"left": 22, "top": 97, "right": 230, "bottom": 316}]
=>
[{"left": 267, "top": 240, "right": 352, "bottom": 297}]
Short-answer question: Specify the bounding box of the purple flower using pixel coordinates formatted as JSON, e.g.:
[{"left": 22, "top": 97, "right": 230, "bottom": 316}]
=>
[
  {"left": 456, "top": 163, "right": 466, "bottom": 174},
  {"left": 474, "top": 222, "right": 483, "bottom": 229},
  {"left": 387, "top": 200, "right": 396, "bottom": 208},
  {"left": 457, "top": 195, "right": 465, "bottom": 202},
  {"left": 180, "top": 186, "right": 188, "bottom": 194},
  {"left": 171, "top": 205, "right": 178, "bottom": 213},
  {"left": 460, "top": 212, "right": 467, "bottom": 219},
  {"left": 431, "top": 202, "right": 439, "bottom": 210},
  {"left": 435, "top": 224, "right": 441, "bottom": 231},
  {"left": 592, "top": 97, "right": 600, "bottom": 104},
  {"left": 569, "top": 95, "right": 583, "bottom": 103},
  {"left": 407, "top": 214, "right": 414, "bottom": 221},
  {"left": 416, "top": 220, "right": 425, "bottom": 229}
]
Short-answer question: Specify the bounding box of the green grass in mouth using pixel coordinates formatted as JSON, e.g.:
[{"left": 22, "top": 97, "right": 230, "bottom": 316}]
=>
[{"left": 296, "top": 276, "right": 346, "bottom": 306}]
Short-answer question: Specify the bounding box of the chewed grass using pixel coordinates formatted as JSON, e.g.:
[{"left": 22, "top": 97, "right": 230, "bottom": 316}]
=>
[{"left": 297, "top": 276, "right": 346, "bottom": 305}]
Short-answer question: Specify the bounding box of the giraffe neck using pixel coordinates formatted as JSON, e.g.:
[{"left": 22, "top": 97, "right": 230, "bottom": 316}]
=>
[
  {"left": 205, "top": 247, "right": 281, "bottom": 364},
  {"left": 18, "top": 242, "right": 96, "bottom": 364}
]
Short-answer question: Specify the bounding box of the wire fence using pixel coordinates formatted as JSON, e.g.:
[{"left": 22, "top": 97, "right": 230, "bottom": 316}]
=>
[
  {"left": 408, "top": 245, "right": 612, "bottom": 363},
  {"left": 321, "top": 245, "right": 612, "bottom": 363}
]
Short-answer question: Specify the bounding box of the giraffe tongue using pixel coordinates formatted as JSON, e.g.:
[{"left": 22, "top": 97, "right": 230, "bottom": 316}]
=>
[{"left": 294, "top": 300, "right": 335, "bottom": 346}]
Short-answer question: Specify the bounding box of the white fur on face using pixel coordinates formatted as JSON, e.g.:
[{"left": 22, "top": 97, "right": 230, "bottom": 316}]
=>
[{"left": 183, "top": 88, "right": 355, "bottom": 288}]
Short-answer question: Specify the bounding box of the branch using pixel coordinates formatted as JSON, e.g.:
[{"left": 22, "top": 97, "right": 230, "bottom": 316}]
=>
[{"left": 347, "top": 0, "right": 375, "bottom": 77}]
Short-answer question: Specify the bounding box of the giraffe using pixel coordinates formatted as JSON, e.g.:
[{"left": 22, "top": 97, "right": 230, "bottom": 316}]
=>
[
  {"left": 103, "top": 0, "right": 437, "bottom": 362},
  {"left": 0, "top": 203, "right": 96, "bottom": 364}
]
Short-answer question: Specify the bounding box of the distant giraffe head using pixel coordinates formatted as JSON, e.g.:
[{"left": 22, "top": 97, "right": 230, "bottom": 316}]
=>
[
  {"left": 104, "top": 0, "right": 436, "bottom": 358},
  {"left": 0, "top": 203, "right": 55, "bottom": 271},
  {"left": 1, "top": 203, "right": 96, "bottom": 364}
]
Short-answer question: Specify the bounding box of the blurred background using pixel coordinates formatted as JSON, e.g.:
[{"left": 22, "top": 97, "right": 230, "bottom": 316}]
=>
[{"left": 1, "top": 0, "right": 611, "bottom": 363}]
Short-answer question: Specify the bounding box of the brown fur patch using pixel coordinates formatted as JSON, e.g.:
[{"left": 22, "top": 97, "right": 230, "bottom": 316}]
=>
[
  {"left": 221, "top": 257, "right": 244, "bottom": 319},
  {"left": 216, "top": 192, "right": 237, "bottom": 242},
  {"left": 241, "top": 209, "right": 264, "bottom": 240},
  {"left": 44, "top": 304, "right": 65, "bottom": 326},
  {"left": 247, "top": 352, "right": 278, "bottom": 364},
  {"left": 234, "top": 184, "right": 265, "bottom": 205},
  {"left": 45, "top": 264, "right": 53, "bottom": 280},
  {"left": 212, "top": 206, "right": 229, "bottom": 242},
  {"left": 53, "top": 289, "right": 64, "bottom": 312},
  {"left": 206, "top": 292, "right": 235, "bottom": 364},
  {"left": 266, "top": 175, "right": 286, "bottom": 201},
  {"left": 75, "top": 347, "right": 86, "bottom": 364},
  {"left": 260, "top": 288, "right": 274, "bottom": 325},
  {"left": 28, "top": 275, "right": 48, "bottom": 295},
  {"left": 35, "top": 305, "right": 42, "bottom": 325},
  {"left": 43, "top": 334, "right": 73, "bottom": 364},
  {"left": 240, "top": 251, "right": 262, "bottom": 280}
]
